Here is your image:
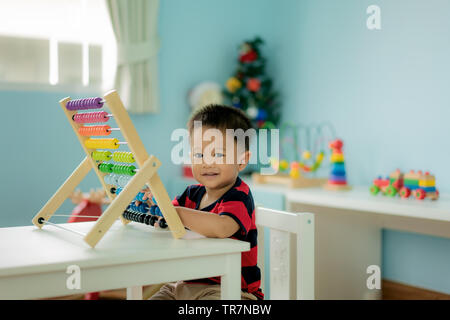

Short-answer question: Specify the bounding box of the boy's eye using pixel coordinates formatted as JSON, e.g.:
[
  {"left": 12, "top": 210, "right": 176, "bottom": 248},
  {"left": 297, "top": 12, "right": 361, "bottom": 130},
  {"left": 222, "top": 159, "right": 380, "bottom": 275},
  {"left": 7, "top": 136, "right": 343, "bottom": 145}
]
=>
[{"left": 193, "top": 153, "right": 203, "bottom": 158}]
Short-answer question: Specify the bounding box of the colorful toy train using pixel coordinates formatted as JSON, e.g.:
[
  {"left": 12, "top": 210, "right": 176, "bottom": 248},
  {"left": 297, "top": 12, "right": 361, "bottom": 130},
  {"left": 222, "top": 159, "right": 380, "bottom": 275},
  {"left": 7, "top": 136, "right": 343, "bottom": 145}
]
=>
[{"left": 370, "top": 169, "right": 439, "bottom": 200}]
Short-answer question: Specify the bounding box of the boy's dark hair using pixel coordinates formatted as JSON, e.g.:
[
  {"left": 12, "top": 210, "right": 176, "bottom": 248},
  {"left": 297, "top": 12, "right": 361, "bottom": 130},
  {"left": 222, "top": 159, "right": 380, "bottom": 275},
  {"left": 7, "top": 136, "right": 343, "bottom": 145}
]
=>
[{"left": 187, "top": 104, "right": 254, "bottom": 151}]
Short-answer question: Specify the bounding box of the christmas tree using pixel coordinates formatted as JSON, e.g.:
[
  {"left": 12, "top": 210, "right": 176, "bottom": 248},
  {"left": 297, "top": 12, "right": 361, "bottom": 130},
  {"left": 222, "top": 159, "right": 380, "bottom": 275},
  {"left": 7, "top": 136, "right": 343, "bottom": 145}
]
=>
[{"left": 223, "top": 37, "right": 280, "bottom": 129}]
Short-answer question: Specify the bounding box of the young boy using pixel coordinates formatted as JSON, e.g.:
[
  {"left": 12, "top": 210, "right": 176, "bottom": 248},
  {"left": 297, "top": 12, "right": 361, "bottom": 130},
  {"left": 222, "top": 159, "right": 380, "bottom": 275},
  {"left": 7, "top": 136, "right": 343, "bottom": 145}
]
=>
[{"left": 147, "top": 104, "right": 263, "bottom": 300}]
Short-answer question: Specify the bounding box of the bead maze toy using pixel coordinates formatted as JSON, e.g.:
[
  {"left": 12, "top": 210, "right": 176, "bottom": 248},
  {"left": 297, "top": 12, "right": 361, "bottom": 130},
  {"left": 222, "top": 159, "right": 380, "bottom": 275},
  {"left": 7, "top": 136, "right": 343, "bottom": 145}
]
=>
[
  {"left": 32, "top": 90, "right": 186, "bottom": 248},
  {"left": 370, "top": 169, "right": 439, "bottom": 200},
  {"left": 251, "top": 122, "right": 335, "bottom": 188},
  {"left": 324, "top": 139, "right": 351, "bottom": 191}
]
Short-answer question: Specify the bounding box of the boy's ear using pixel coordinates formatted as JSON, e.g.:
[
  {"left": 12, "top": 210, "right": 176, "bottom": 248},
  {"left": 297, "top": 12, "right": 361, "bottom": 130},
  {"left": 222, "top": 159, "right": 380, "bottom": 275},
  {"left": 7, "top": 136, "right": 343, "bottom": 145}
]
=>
[{"left": 238, "top": 151, "right": 251, "bottom": 171}]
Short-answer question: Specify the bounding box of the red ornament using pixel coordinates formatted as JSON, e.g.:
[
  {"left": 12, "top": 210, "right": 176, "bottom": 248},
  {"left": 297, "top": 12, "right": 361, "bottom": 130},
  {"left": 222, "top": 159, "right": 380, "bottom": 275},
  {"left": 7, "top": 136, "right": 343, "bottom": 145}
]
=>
[
  {"left": 239, "top": 50, "right": 258, "bottom": 63},
  {"left": 247, "top": 78, "right": 261, "bottom": 92}
]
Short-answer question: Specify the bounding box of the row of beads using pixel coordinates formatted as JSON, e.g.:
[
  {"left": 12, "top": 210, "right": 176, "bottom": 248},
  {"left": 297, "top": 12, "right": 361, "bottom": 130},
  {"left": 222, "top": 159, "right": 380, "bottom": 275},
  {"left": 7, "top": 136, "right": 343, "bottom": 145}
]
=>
[
  {"left": 79, "top": 125, "right": 111, "bottom": 136},
  {"left": 122, "top": 210, "right": 167, "bottom": 228},
  {"left": 113, "top": 187, "right": 163, "bottom": 217},
  {"left": 111, "top": 187, "right": 148, "bottom": 202},
  {"left": 104, "top": 174, "right": 132, "bottom": 188},
  {"left": 99, "top": 163, "right": 136, "bottom": 176},
  {"left": 85, "top": 138, "right": 120, "bottom": 150},
  {"left": 92, "top": 151, "right": 135, "bottom": 163},
  {"left": 66, "top": 97, "right": 103, "bottom": 111},
  {"left": 73, "top": 111, "right": 110, "bottom": 124},
  {"left": 128, "top": 202, "right": 149, "bottom": 214},
  {"left": 67, "top": 98, "right": 109, "bottom": 126}
]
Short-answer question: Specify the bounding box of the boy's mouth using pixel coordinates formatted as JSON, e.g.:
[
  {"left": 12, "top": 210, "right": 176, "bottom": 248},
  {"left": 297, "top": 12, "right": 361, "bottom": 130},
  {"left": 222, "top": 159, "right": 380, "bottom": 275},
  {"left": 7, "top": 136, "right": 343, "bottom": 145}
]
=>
[{"left": 201, "top": 172, "right": 219, "bottom": 177}]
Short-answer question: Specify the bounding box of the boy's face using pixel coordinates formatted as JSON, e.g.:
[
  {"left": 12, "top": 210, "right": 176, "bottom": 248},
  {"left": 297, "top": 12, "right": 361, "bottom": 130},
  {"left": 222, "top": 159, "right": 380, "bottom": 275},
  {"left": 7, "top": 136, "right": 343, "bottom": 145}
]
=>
[{"left": 190, "top": 126, "right": 250, "bottom": 190}]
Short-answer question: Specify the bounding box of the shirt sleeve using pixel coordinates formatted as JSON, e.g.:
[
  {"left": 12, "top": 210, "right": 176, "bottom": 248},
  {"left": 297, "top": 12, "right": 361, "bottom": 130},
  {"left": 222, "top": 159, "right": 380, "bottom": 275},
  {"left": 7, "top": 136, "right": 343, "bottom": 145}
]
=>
[
  {"left": 172, "top": 187, "right": 188, "bottom": 207},
  {"left": 217, "top": 191, "right": 253, "bottom": 236},
  {"left": 171, "top": 185, "right": 199, "bottom": 209}
]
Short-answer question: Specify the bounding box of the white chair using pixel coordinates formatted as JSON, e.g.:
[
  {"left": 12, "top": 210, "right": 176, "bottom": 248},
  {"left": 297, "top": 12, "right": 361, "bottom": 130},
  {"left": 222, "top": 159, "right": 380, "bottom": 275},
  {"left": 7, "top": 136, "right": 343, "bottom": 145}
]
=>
[{"left": 256, "top": 207, "right": 314, "bottom": 300}]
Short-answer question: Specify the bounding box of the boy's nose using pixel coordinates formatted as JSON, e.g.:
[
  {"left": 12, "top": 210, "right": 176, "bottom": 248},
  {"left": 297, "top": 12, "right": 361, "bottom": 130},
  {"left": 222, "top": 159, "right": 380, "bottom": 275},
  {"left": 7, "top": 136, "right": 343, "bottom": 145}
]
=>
[{"left": 201, "top": 158, "right": 214, "bottom": 167}]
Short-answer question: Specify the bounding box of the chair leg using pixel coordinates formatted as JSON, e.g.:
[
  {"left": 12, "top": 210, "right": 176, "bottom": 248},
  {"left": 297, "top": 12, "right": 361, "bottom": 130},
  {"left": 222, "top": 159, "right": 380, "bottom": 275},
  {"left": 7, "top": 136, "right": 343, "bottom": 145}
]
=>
[{"left": 126, "top": 286, "right": 143, "bottom": 300}]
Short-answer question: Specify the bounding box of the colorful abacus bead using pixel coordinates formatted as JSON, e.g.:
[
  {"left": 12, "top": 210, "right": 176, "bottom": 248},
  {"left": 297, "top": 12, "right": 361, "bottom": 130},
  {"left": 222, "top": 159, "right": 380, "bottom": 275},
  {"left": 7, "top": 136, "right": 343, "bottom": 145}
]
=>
[
  {"left": 123, "top": 209, "right": 152, "bottom": 225},
  {"left": 149, "top": 215, "right": 159, "bottom": 227},
  {"left": 98, "top": 163, "right": 114, "bottom": 173},
  {"left": 150, "top": 205, "right": 163, "bottom": 217},
  {"left": 117, "top": 175, "right": 132, "bottom": 187},
  {"left": 111, "top": 186, "right": 122, "bottom": 195},
  {"left": 121, "top": 209, "right": 167, "bottom": 229},
  {"left": 101, "top": 164, "right": 136, "bottom": 176},
  {"left": 113, "top": 164, "right": 136, "bottom": 176},
  {"left": 66, "top": 97, "right": 103, "bottom": 111},
  {"left": 135, "top": 192, "right": 147, "bottom": 202},
  {"left": 92, "top": 151, "right": 112, "bottom": 161},
  {"left": 159, "top": 218, "right": 168, "bottom": 229},
  {"left": 85, "top": 138, "right": 120, "bottom": 150},
  {"left": 104, "top": 174, "right": 132, "bottom": 188},
  {"left": 112, "top": 151, "right": 135, "bottom": 163},
  {"left": 105, "top": 174, "right": 120, "bottom": 186},
  {"left": 79, "top": 125, "right": 111, "bottom": 136},
  {"left": 73, "top": 111, "right": 109, "bottom": 124},
  {"left": 128, "top": 202, "right": 149, "bottom": 214}
]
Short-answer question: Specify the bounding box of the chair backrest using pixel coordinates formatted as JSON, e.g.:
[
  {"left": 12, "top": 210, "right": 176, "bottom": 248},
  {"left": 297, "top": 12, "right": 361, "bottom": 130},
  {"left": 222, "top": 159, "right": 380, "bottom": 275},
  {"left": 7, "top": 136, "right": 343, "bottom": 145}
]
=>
[{"left": 256, "top": 207, "right": 314, "bottom": 300}]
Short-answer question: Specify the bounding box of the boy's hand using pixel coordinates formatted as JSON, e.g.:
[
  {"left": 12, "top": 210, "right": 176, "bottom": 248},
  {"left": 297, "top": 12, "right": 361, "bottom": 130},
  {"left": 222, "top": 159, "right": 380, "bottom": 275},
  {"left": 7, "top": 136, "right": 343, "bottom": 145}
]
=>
[
  {"left": 131, "top": 187, "right": 168, "bottom": 229},
  {"left": 134, "top": 187, "right": 154, "bottom": 207}
]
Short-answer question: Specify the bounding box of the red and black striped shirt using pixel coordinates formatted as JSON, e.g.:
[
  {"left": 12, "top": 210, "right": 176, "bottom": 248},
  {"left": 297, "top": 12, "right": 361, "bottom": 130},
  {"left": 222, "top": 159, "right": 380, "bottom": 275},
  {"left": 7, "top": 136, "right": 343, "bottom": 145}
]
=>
[{"left": 172, "top": 176, "right": 263, "bottom": 299}]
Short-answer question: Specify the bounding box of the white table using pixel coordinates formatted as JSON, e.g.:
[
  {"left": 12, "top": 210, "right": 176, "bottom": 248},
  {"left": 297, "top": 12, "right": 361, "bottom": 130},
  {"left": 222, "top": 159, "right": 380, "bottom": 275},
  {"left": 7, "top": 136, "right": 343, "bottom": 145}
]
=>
[
  {"left": 0, "top": 221, "right": 249, "bottom": 300},
  {"left": 249, "top": 182, "right": 450, "bottom": 299}
]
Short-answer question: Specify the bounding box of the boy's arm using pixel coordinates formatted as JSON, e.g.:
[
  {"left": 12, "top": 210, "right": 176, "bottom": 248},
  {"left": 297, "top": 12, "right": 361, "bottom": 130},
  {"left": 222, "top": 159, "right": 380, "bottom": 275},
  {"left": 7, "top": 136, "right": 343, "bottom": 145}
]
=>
[{"left": 174, "top": 206, "right": 240, "bottom": 238}]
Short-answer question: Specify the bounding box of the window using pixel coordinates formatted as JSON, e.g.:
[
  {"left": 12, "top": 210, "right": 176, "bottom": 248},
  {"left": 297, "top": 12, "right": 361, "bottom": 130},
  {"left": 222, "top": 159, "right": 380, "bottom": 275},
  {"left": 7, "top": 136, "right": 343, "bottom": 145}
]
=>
[{"left": 0, "top": 0, "right": 116, "bottom": 91}]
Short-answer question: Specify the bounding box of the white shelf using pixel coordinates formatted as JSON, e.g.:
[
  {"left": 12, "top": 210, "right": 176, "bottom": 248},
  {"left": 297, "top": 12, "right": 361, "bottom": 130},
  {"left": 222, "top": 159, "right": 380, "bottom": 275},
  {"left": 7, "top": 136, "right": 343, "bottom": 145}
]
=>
[
  {"left": 284, "top": 186, "right": 450, "bottom": 223},
  {"left": 176, "top": 175, "right": 450, "bottom": 223}
]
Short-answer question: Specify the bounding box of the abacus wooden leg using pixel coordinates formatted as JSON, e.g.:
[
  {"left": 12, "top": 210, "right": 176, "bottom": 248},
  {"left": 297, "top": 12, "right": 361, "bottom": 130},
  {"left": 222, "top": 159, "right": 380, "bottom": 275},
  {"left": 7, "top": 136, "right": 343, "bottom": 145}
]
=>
[
  {"left": 84, "top": 155, "right": 162, "bottom": 248},
  {"left": 148, "top": 173, "right": 187, "bottom": 239},
  {"left": 104, "top": 90, "right": 186, "bottom": 238},
  {"left": 32, "top": 157, "right": 92, "bottom": 228}
]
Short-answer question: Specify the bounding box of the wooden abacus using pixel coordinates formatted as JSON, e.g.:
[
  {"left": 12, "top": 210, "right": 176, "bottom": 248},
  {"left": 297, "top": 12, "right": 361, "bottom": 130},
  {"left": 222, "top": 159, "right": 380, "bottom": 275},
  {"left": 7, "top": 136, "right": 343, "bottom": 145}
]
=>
[{"left": 32, "top": 90, "right": 186, "bottom": 248}]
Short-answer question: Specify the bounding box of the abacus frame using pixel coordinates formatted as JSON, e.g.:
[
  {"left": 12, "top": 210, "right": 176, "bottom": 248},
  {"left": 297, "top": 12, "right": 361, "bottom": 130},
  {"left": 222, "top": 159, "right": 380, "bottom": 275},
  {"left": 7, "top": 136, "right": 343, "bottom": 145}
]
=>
[{"left": 32, "top": 90, "right": 186, "bottom": 247}]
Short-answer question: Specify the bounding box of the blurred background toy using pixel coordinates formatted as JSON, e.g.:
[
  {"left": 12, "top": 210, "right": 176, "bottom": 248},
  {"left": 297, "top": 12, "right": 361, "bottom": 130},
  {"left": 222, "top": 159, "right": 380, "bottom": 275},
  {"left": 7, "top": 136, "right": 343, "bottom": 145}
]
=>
[
  {"left": 68, "top": 188, "right": 110, "bottom": 223},
  {"left": 252, "top": 122, "right": 336, "bottom": 188},
  {"left": 324, "top": 139, "right": 351, "bottom": 191},
  {"left": 370, "top": 169, "right": 439, "bottom": 200}
]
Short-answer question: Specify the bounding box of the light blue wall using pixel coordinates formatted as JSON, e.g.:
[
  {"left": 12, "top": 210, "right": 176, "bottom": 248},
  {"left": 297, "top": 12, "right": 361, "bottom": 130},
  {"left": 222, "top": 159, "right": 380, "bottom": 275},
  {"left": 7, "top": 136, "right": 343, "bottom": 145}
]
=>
[
  {"left": 282, "top": 0, "right": 450, "bottom": 189},
  {"left": 278, "top": 0, "right": 450, "bottom": 293},
  {"left": 382, "top": 229, "right": 450, "bottom": 294}
]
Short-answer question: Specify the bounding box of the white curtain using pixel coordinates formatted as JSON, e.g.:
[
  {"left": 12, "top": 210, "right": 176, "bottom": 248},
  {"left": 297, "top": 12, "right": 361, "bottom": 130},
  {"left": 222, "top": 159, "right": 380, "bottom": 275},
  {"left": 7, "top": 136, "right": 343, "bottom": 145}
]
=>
[{"left": 106, "top": 0, "right": 160, "bottom": 114}]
